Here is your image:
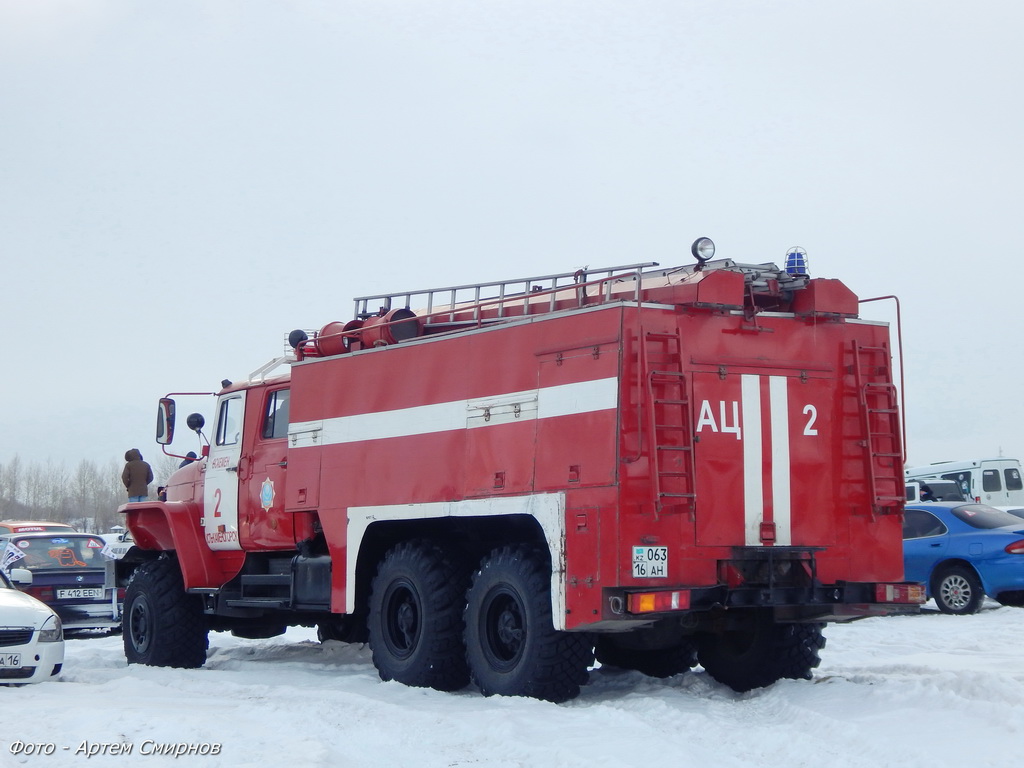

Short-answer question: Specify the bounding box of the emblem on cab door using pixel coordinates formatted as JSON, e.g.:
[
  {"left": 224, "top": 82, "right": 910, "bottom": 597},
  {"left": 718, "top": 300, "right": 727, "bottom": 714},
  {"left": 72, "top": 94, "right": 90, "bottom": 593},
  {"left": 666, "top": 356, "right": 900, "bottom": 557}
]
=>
[{"left": 260, "top": 477, "right": 276, "bottom": 512}]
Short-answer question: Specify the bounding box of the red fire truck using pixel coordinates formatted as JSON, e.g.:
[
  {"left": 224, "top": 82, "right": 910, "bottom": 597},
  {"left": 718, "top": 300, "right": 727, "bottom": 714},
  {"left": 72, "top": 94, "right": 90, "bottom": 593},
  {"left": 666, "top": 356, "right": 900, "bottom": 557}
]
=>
[{"left": 119, "top": 239, "right": 923, "bottom": 702}]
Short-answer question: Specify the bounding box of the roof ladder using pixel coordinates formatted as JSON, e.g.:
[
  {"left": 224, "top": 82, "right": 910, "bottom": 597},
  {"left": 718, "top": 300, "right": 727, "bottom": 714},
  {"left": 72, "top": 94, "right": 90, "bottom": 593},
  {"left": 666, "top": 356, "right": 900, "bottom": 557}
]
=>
[{"left": 351, "top": 262, "right": 658, "bottom": 328}]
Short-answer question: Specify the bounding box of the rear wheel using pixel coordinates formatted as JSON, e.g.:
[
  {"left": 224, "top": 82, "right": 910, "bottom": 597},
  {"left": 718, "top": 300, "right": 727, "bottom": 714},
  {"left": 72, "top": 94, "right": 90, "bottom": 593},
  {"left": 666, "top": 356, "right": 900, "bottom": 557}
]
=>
[
  {"left": 123, "top": 556, "right": 208, "bottom": 668},
  {"left": 932, "top": 565, "right": 984, "bottom": 615},
  {"left": 368, "top": 540, "right": 470, "bottom": 691},
  {"left": 697, "top": 611, "right": 825, "bottom": 692},
  {"left": 464, "top": 545, "right": 593, "bottom": 703}
]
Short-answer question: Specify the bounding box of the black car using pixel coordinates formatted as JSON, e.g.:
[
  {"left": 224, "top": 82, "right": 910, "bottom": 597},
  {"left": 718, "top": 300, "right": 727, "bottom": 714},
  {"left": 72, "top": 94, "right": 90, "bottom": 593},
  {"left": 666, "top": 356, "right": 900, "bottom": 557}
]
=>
[{"left": 1, "top": 532, "right": 121, "bottom": 631}]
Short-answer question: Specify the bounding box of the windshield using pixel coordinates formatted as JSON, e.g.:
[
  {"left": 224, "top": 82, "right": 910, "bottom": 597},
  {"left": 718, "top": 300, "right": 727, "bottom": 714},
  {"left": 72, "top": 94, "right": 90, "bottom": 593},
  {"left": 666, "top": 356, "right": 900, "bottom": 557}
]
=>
[
  {"left": 6, "top": 535, "right": 108, "bottom": 570},
  {"left": 918, "top": 481, "right": 964, "bottom": 501},
  {"left": 0, "top": 569, "right": 12, "bottom": 589},
  {"left": 951, "top": 504, "right": 1024, "bottom": 529}
]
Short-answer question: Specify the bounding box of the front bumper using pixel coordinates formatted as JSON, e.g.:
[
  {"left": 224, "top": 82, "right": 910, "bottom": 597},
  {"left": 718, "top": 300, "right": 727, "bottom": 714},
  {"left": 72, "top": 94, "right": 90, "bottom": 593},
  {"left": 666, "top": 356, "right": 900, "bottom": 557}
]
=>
[{"left": 0, "top": 640, "right": 64, "bottom": 684}]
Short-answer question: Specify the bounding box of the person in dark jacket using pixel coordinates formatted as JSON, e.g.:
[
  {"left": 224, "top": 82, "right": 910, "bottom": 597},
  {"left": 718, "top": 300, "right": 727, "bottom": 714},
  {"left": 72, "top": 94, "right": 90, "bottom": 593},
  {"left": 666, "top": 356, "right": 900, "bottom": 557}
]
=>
[{"left": 122, "top": 448, "right": 153, "bottom": 502}]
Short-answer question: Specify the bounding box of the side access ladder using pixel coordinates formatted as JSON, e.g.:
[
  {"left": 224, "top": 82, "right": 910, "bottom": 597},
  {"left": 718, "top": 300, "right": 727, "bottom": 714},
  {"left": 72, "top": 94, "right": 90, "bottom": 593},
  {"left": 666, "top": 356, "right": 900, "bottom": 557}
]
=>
[
  {"left": 642, "top": 330, "right": 696, "bottom": 517},
  {"left": 852, "top": 340, "right": 904, "bottom": 513}
]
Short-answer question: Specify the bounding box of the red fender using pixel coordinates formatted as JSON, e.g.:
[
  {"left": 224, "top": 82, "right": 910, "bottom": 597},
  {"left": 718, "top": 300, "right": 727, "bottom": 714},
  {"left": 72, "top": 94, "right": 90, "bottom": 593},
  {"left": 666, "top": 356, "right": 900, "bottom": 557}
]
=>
[{"left": 120, "top": 501, "right": 245, "bottom": 590}]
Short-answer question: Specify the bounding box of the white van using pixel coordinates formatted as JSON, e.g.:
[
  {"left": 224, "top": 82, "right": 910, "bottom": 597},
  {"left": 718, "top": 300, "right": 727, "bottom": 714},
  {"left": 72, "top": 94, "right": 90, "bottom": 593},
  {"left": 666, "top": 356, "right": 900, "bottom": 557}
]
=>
[{"left": 904, "top": 458, "right": 1024, "bottom": 506}]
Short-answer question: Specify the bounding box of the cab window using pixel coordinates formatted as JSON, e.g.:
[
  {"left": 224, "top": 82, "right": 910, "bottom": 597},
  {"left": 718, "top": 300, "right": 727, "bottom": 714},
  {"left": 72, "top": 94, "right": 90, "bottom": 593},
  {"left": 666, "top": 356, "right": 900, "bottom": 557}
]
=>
[
  {"left": 262, "top": 389, "right": 290, "bottom": 440},
  {"left": 216, "top": 396, "right": 243, "bottom": 446}
]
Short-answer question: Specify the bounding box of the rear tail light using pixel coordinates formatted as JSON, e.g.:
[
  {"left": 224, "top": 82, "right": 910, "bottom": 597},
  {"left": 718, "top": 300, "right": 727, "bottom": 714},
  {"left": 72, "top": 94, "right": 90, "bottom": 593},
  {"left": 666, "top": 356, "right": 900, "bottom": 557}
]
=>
[
  {"left": 1005, "top": 540, "right": 1024, "bottom": 555},
  {"left": 627, "top": 590, "right": 691, "bottom": 614},
  {"left": 875, "top": 583, "right": 927, "bottom": 604},
  {"left": 26, "top": 586, "right": 54, "bottom": 602}
]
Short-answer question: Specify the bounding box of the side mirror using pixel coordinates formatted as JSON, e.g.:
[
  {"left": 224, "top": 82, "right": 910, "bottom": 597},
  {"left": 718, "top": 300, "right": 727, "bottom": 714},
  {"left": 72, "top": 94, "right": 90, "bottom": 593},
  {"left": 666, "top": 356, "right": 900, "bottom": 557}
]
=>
[
  {"left": 9, "top": 568, "right": 32, "bottom": 586},
  {"left": 156, "top": 398, "right": 176, "bottom": 445}
]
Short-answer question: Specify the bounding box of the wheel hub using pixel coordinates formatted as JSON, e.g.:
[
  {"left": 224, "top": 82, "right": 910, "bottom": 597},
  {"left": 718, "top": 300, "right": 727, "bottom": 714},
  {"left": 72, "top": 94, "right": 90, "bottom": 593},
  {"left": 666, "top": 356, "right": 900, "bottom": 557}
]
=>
[
  {"left": 483, "top": 589, "right": 526, "bottom": 667},
  {"left": 384, "top": 584, "right": 420, "bottom": 657},
  {"left": 496, "top": 607, "right": 523, "bottom": 648},
  {"left": 130, "top": 600, "right": 151, "bottom": 652},
  {"left": 941, "top": 575, "right": 972, "bottom": 609}
]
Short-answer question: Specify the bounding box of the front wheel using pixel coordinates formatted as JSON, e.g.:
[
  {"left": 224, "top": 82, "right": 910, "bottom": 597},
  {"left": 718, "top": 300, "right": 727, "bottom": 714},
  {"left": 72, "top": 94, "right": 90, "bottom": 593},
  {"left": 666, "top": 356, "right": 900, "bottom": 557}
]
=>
[
  {"left": 933, "top": 565, "right": 984, "bottom": 615},
  {"left": 123, "top": 556, "right": 208, "bottom": 668},
  {"left": 464, "top": 545, "right": 593, "bottom": 703}
]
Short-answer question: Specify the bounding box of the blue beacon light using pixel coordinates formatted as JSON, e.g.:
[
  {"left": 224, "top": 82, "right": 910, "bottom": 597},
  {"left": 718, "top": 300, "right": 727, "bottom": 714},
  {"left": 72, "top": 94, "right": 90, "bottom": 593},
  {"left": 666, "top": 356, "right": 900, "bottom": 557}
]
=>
[{"left": 785, "top": 247, "right": 808, "bottom": 276}]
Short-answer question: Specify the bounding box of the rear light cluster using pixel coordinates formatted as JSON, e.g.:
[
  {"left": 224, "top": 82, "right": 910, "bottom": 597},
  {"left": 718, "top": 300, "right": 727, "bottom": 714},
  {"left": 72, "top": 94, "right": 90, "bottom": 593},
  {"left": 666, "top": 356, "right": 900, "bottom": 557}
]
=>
[
  {"left": 26, "top": 586, "right": 54, "bottom": 602},
  {"left": 1005, "top": 540, "right": 1024, "bottom": 555},
  {"left": 627, "top": 590, "right": 691, "bottom": 614},
  {"left": 875, "top": 583, "right": 927, "bottom": 604}
]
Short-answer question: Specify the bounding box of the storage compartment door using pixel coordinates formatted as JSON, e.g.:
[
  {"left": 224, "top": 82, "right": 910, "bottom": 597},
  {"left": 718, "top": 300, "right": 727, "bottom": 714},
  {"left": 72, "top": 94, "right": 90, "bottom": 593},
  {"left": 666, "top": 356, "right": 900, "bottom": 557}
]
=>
[{"left": 693, "top": 372, "right": 835, "bottom": 548}]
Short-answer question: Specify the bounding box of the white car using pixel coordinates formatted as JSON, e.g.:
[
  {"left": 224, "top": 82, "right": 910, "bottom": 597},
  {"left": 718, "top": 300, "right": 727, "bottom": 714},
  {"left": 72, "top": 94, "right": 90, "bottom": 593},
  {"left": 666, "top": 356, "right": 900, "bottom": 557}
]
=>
[{"left": 0, "top": 567, "right": 64, "bottom": 684}]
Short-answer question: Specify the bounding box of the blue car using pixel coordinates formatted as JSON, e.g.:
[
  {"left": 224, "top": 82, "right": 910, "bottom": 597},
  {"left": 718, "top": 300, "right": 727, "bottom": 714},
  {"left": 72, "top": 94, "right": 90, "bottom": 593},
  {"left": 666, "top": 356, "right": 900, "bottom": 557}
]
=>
[{"left": 903, "top": 502, "right": 1024, "bottom": 614}]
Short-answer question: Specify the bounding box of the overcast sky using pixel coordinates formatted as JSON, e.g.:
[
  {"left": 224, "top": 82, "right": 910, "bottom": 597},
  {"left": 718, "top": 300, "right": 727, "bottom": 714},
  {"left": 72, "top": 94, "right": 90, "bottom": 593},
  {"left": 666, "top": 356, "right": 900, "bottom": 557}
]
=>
[{"left": 1, "top": 1, "right": 1021, "bottom": 473}]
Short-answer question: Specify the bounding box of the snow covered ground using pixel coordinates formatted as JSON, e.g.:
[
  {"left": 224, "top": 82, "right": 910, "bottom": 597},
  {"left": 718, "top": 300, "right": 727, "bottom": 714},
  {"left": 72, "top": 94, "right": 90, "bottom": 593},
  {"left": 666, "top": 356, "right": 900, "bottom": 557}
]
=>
[{"left": 4, "top": 603, "right": 1022, "bottom": 768}]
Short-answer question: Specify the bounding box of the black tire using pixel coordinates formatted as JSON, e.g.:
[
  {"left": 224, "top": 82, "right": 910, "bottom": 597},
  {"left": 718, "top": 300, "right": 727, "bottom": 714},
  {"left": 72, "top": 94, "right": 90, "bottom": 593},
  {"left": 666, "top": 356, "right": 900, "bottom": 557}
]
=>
[
  {"left": 123, "top": 557, "right": 208, "bottom": 668},
  {"left": 697, "top": 611, "right": 825, "bottom": 692},
  {"left": 317, "top": 614, "right": 369, "bottom": 644},
  {"left": 367, "top": 540, "right": 470, "bottom": 692},
  {"left": 464, "top": 545, "right": 593, "bottom": 703},
  {"left": 595, "top": 637, "right": 697, "bottom": 679},
  {"left": 994, "top": 591, "right": 1024, "bottom": 608},
  {"left": 932, "top": 565, "right": 984, "bottom": 615},
  {"left": 230, "top": 624, "right": 286, "bottom": 639}
]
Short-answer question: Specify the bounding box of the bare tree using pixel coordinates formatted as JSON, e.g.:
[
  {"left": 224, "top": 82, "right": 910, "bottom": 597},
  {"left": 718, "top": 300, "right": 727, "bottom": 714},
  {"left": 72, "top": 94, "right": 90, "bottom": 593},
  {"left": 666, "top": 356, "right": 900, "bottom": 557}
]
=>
[
  {"left": 0, "top": 455, "right": 128, "bottom": 532},
  {"left": 154, "top": 453, "right": 182, "bottom": 487},
  {"left": 0, "top": 455, "right": 22, "bottom": 510}
]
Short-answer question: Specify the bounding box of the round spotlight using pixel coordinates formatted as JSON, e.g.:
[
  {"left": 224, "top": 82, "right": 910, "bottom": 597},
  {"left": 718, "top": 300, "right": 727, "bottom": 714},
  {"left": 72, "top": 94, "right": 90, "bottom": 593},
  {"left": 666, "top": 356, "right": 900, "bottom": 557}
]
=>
[{"left": 691, "top": 237, "right": 715, "bottom": 263}]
